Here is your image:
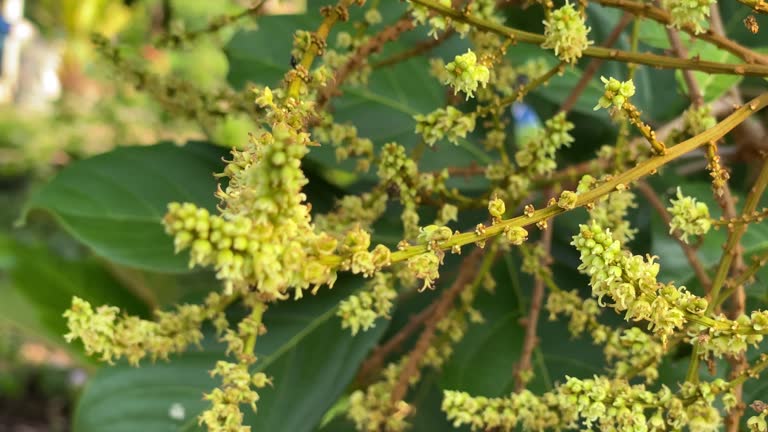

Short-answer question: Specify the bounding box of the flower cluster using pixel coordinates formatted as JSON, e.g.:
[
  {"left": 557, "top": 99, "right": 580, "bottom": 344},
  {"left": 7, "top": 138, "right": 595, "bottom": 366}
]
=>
[
  {"left": 414, "top": 106, "right": 477, "bottom": 147},
  {"left": 407, "top": 251, "right": 442, "bottom": 291},
  {"left": 604, "top": 326, "right": 664, "bottom": 382},
  {"left": 377, "top": 143, "right": 421, "bottom": 238},
  {"left": 572, "top": 222, "right": 768, "bottom": 356},
  {"left": 443, "top": 375, "right": 732, "bottom": 431},
  {"left": 662, "top": 0, "right": 714, "bottom": 34},
  {"left": 546, "top": 289, "right": 662, "bottom": 383},
  {"left": 164, "top": 113, "right": 342, "bottom": 299},
  {"left": 313, "top": 193, "right": 388, "bottom": 235},
  {"left": 347, "top": 360, "right": 413, "bottom": 432},
  {"left": 667, "top": 187, "right": 712, "bottom": 244},
  {"left": 313, "top": 116, "right": 375, "bottom": 172},
  {"left": 572, "top": 222, "right": 692, "bottom": 342},
  {"left": 409, "top": 0, "right": 471, "bottom": 38},
  {"left": 199, "top": 360, "right": 271, "bottom": 431},
  {"left": 338, "top": 273, "right": 397, "bottom": 335},
  {"left": 514, "top": 112, "right": 575, "bottom": 177},
  {"left": 546, "top": 289, "right": 604, "bottom": 340},
  {"left": 586, "top": 179, "right": 638, "bottom": 244},
  {"left": 683, "top": 104, "right": 717, "bottom": 136},
  {"left": 594, "top": 76, "right": 635, "bottom": 111},
  {"left": 541, "top": 1, "right": 593, "bottom": 64},
  {"left": 63, "top": 293, "right": 228, "bottom": 365},
  {"left": 443, "top": 50, "right": 491, "bottom": 100}
]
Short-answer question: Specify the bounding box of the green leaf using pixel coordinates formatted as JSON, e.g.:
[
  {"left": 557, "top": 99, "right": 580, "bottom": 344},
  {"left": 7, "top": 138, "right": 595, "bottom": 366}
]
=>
[
  {"left": 0, "top": 234, "right": 148, "bottom": 357},
  {"left": 441, "top": 250, "right": 606, "bottom": 398},
  {"left": 23, "top": 142, "right": 227, "bottom": 273},
  {"left": 638, "top": 20, "right": 671, "bottom": 50},
  {"left": 674, "top": 41, "right": 744, "bottom": 103},
  {"left": 440, "top": 261, "right": 524, "bottom": 396},
  {"left": 73, "top": 280, "right": 388, "bottom": 432}
]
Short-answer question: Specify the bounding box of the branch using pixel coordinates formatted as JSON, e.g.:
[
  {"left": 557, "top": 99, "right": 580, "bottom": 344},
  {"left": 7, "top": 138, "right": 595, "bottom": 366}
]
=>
[
  {"left": 514, "top": 217, "right": 553, "bottom": 392},
  {"left": 409, "top": 0, "right": 768, "bottom": 76},
  {"left": 373, "top": 30, "right": 455, "bottom": 68},
  {"left": 390, "top": 247, "right": 488, "bottom": 404},
  {"left": 355, "top": 301, "right": 438, "bottom": 386},
  {"left": 316, "top": 15, "right": 415, "bottom": 110},
  {"left": 594, "top": 0, "right": 768, "bottom": 65}
]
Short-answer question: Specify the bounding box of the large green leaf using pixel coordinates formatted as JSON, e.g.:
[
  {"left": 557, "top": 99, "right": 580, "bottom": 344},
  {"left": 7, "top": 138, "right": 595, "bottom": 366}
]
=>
[
  {"left": 73, "top": 280, "right": 388, "bottom": 432},
  {"left": 0, "top": 235, "right": 148, "bottom": 357},
  {"left": 23, "top": 142, "right": 227, "bottom": 273}
]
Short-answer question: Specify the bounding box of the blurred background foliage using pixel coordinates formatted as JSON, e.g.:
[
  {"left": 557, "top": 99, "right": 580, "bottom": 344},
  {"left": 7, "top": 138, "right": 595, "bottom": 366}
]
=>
[{"left": 0, "top": 0, "right": 766, "bottom": 431}]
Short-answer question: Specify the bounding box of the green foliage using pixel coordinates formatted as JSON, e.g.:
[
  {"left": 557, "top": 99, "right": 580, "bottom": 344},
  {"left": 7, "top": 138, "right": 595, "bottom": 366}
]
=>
[
  {"left": 74, "top": 282, "right": 387, "bottom": 432},
  {"left": 23, "top": 142, "right": 226, "bottom": 272},
  {"left": 2, "top": 0, "right": 768, "bottom": 431}
]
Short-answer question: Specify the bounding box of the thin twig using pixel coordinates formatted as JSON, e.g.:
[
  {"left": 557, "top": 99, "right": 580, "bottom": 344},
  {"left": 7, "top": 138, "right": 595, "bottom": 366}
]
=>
[
  {"left": 316, "top": 15, "right": 415, "bottom": 110},
  {"left": 409, "top": 0, "right": 768, "bottom": 75},
  {"left": 390, "top": 248, "right": 487, "bottom": 404},
  {"left": 595, "top": 0, "right": 768, "bottom": 65},
  {"left": 354, "top": 301, "right": 439, "bottom": 386},
  {"left": 373, "top": 30, "right": 455, "bottom": 68},
  {"left": 514, "top": 216, "right": 553, "bottom": 391},
  {"left": 657, "top": 0, "right": 703, "bottom": 108}
]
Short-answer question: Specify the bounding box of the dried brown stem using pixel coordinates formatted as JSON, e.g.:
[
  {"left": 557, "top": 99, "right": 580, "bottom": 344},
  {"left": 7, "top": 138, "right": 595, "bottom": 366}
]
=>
[
  {"left": 635, "top": 181, "right": 712, "bottom": 291},
  {"left": 514, "top": 218, "right": 553, "bottom": 392},
  {"left": 389, "top": 248, "right": 486, "bottom": 404}
]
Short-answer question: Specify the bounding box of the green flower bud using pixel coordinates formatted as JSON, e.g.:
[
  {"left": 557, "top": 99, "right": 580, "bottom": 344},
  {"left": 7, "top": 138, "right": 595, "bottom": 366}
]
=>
[
  {"left": 488, "top": 197, "right": 506, "bottom": 220},
  {"left": 667, "top": 187, "right": 711, "bottom": 244},
  {"left": 558, "top": 190, "right": 578, "bottom": 210},
  {"left": 504, "top": 226, "right": 529, "bottom": 245}
]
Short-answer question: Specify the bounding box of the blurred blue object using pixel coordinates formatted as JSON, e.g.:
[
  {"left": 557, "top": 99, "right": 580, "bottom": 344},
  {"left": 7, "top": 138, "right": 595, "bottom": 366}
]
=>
[
  {"left": 0, "top": 15, "right": 9, "bottom": 77},
  {"left": 512, "top": 101, "right": 542, "bottom": 145},
  {"left": 0, "top": 15, "right": 10, "bottom": 35}
]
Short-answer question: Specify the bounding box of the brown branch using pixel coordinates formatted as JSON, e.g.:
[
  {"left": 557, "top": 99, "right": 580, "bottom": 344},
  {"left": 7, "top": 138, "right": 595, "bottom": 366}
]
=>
[
  {"left": 389, "top": 248, "right": 486, "bottom": 404},
  {"left": 354, "top": 301, "right": 438, "bottom": 386},
  {"left": 559, "top": 13, "right": 633, "bottom": 114},
  {"left": 635, "top": 181, "right": 713, "bottom": 291},
  {"left": 595, "top": 0, "right": 768, "bottom": 65},
  {"left": 514, "top": 216, "right": 553, "bottom": 391},
  {"left": 657, "top": 1, "right": 704, "bottom": 108},
  {"left": 373, "top": 30, "right": 455, "bottom": 69},
  {"left": 410, "top": 0, "right": 768, "bottom": 75},
  {"left": 316, "top": 16, "right": 415, "bottom": 110}
]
